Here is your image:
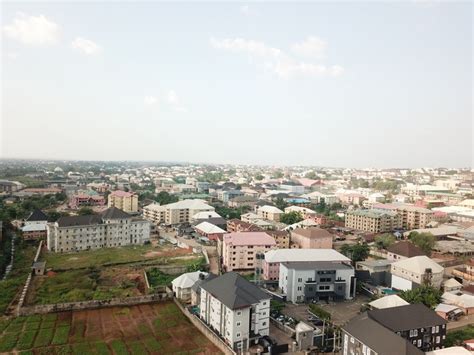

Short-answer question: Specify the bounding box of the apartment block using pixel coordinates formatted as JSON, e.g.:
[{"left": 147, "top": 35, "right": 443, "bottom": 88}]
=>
[
  {"left": 257, "top": 205, "right": 283, "bottom": 222},
  {"left": 143, "top": 199, "right": 214, "bottom": 225},
  {"left": 290, "top": 227, "right": 333, "bottom": 249},
  {"left": 345, "top": 209, "right": 401, "bottom": 233},
  {"left": 107, "top": 190, "right": 138, "bottom": 213}
]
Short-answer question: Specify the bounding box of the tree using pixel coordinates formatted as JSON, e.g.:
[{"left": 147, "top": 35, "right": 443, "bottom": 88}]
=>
[
  {"left": 275, "top": 197, "right": 288, "bottom": 210},
  {"left": 280, "top": 211, "right": 304, "bottom": 225},
  {"left": 408, "top": 232, "right": 435, "bottom": 256},
  {"left": 255, "top": 174, "right": 264, "bottom": 181},
  {"left": 305, "top": 171, "right": 317, "bottom": 179},
  {"left": 272, "top": 170, "right": 284, "bottom": 179},
  {"left": 78, "top": 207, "right": 94, "bottom": 215},
  {"left": 340, "top": 244, "right": 370, "bottom": 262},
  {"left": 399, "top": 285, "right": 442, "bottom": 309},
  {"left": 374, "top": 234, "right": 396, "bottom": 250},
  {"left": 154, "top": 191, "right": 179, "bottom": 205}
]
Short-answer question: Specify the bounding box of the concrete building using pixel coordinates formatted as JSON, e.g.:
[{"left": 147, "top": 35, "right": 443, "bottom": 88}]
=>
[
  {"left": 368, "top": 295, "right": 409, "bottom": 310},
  {"left": 194, "top": 221, "right": 226, "bottom": 241},
  {"left": 47, "top": 207, "right": 150, "bottom": 252},
  {"left": 280, "top": 181, "right": 305, "bottom": 194},
  {"left": 172, "top": 271, "right": 208, "bottom": 303},
  {"left": 284, "top": 206, "right": 316, "bottom": 218},
  {"left": 391, "top": 256, "right": 444, "bottom": 291},
  {"left": 386, "top": 241, "right": 425, "bottom": 261},
  {"left": 355, "top": 259, "right": 393, "bottom": 286},
  {"left": 69, "top": 190, "right": 106, "bottom": 209},
  {"left": 263, "top": 248, "right": 350, "bottom": 281},
  {"left": 257, "top": 205, "right": 283, "bottom": 222},
  {"left": 199, "top": 272, "right": 271, "bottom": 351},
  {"left": 265, "top": 230, "right": 290, "bottom": 249},
  {"left": 22, "top": 209, "right": 48, "bottom": 240},
  {"left": 290, "top": 227, "right": 333, "bottom": 249},
  {"left": 222, "top": 232, "right": 277, "bottom": 272},
  {"left": 345, "top": 209, "right": 401, "bottom": 233},
  {"left": 279, "top": 260, "right": 355, "bottom": 303},
  {"left": 143, "top": 199, "right": 214, "bottom": 225},
  {"left": 107, "top": 190, "right": 138, "bottom": 213}
]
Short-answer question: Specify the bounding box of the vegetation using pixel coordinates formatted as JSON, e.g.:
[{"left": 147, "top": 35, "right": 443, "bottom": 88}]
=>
[
  {"left": 146, "top": 269, "right": 175, "bottom": 287},
  {"left": 399, "top": 285, "right": 442, "bottom": 309},
  {"left": 275, "top": 196, "right": 288, "bottom": 210},
  {"left": 185, "top": 256, "right": 207, "bottom": 272},
  {"left": 340, "top": 243, "right": 370, "bottom": 262},
  {"left": 408, "top": 232, "right": 435, "bottom": 256},
  {"left": 445, "top": 325, "right": 474, "bottom": 347},
  {"left": 304, "top": 171, "right": 318, "bottom": 179},
  {"left": 77, "top": 207, "right": 95, "bottom": 215},
  {"left": 270, "top": 300, "right": 285, "bottom": 314},
  {"left": 312, "top": 201, "right": 344, "bottom": 221},
  {"left": 280, "top": 211, "right": 304, "bottom": 225},
  {"left": 198, "top": 171, "right": 224, "bottom": 183},
  {"left": 371, "top": 179, "right": 402, "bottom": 192},
  {"left": 374, "top": 234, "right": 396, "bottom": 250},
  {"left": 0, "top": 193, "right": 67, "bottom": 222},
  {"left": 309, "top": 304, "right": 331, "bottom": 320},
  {"left": 214, "top": 205, "right": 250, "bottom": 219}
]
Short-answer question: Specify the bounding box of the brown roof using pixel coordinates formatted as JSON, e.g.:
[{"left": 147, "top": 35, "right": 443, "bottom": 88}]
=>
[
  {"left": 387, "top": 241, "right": 425, "bottom": 258},
  {"left": 291, "top": 227, "right": 332, "bottom": 239}
]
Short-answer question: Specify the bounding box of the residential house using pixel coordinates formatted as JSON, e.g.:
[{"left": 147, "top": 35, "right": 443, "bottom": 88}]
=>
[
  {"left": 22, "top": 209, "right": 48, "bottom": 240},
  {"left": 265, "top": 230, "right": 290, "bottom": 249},
  {"left": 386, "top": 241, "right": 425, "bottom": 261},
  {"left": 290, "top": 227, "right": 333, "bottom": 249},
  {"left": 442, "top": 278, "right": 462, "bottom": 293},
  {"left": 355, "top": 259, "right": 393, "bottom": 286},
  {"left": 368, "top": 295, "right": 409, "bottom": 310},
  {"left": 284, "top": 206, "right": 316, "bottom": 218},
  {"left": 194, "top": 221, "right": 226, "bottom": 241},
  {"left": 69, "top": 190, "right": 106, "bottom": 209},
  {"left": 280, "top": 181, "right": 305, "bottom": 194},
  {"left": 228, "top": 195, "right": 259, "bottom": 208},
  {"left": 442, "top": 292, "right": 474, "bottom": 315},
  {"left": 391, "top": 256, "right": 444, "bottom": 291},
  {"left": 226, "top": 219, "right": 262, "bottom": 233},
  {"left": 172, "top": 271, "right": 208, "bottom": 303},
  {"left": 452, "top": 259, "right": 474, "bottom": 282}
]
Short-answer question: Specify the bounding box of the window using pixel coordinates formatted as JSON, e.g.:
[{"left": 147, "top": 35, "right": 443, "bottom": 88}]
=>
[
  {"left": 350, "top": 337, "right": 354, "bottom": 344},
  {"left": 436, "top": 336, "right": 440, "bottom": 343},
  {"left": 417, "top": 339, "right": 421, "bottom": 347},
  {"left": 297, "top": 287, "right": 302, "bottom": 291},
  {"left": 236, "top": 322, "right": 241, "bottom": 326},
  {"left": 298, "top": 278, "right": 302, "bottom": 282},
  {"left": 262, "top": 321, "right": 266, "bottom": 326},
  {"left": 236, "top": 333, "right": 241, "bottom": 338},
  {"left": 237, "top": 311, "right": 241, "bottom": 316}
]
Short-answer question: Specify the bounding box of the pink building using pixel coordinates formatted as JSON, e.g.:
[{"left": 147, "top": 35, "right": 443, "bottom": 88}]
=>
[
  {"left": 69, "top": 190, "right": 105, "bottom": 209},
  {"left": 222, "top": 232, "right": 277, "bottom": 272},
  {"left": 290, "top": 227, "right": 333, "bottom": 249}
]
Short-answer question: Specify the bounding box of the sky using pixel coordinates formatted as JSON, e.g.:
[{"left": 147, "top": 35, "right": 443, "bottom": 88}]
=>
[{"left": 1, "top": 1, "right": 472, "bottom": 168}]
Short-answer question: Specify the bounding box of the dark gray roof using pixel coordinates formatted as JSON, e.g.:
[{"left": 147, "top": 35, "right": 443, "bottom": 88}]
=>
[
  {"left": 200, "top": 272, "right": 270, "bottom": 309},
  {"left": 191, "top": 273, "right": 218, "bottom": 292},
  {"left": 368, "top": 304, "right": 447, "bottom": 331},
  {"left": 57, "top": 214, "right": 103, "bottom": 227},
  {"left": 26, "top": 209, "right": 48, "bottom": 222},
  {"left": 192, "top": 217, "right": 227, "bottom": 227},
  {"left": 343, "top": 313, "right": 423, "bottom": 355},
  {"left": 101, "top": 207, "right": 131, "bottom": 219}
]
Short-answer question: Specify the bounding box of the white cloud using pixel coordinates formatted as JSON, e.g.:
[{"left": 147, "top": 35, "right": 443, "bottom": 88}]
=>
[
  {"left": 210, "top": 37, "right": 343, "bottom": 79},
  {"left": 291, "top": 36, "right": 327, "bottom": 58},
  {"left": 7, "top": 52, "right": 18, "bottom": 60},
  {"left": 3, "top": 13, "right": 60, "bottom": 46},
  {"left": 144, "top": 96, "right": 158, "bottom": 105},
  {"left": 166, "top": 90, "right": 179, "bottom": 105},
  {"left": 240, "top": 5, "right": 257, "bottom": 17},
  {"left": 71, "top": 37, "right": 101, "bottom": 55}
]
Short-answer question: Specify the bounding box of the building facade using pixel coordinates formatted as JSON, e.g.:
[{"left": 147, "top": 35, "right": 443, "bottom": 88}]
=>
[
  {"left": 108, "top": 190, "right": 138, "bottom": 213},
  {"left": 290, "top": 227, "right": 333, "bottom": 249},
  {"left": 391, "top": 256, "right": 444, "bottom": 291},
  {"left": 143, "top": 199, "right": 214, "bottom": 225},
  {"left": 345, "top": 209, "right": 401, "bottom": 233}
]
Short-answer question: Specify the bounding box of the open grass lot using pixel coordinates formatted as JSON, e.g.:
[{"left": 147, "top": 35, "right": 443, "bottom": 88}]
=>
[
  {"left": 0, "top": 302, "right": 222, "bottom": 354},
  {"left": 44, "top": 244, "right": 194, "bottom": 270}
]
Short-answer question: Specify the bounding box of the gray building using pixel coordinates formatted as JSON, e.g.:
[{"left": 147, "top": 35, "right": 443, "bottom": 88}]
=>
[{"left": 356, "top": 259, "right": 393, "bottom": 286}]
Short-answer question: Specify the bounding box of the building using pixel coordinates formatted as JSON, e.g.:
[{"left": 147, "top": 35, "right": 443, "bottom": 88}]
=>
[
  {"left": 345, "top": 209, "right": 401, "bottom": 233},
  {"left": 217, "top": 189, "right": 243, "bottom": 203},
  {"left": 368, "top": 295, "right": 409, "bottom": 310},
  {"left": 391, "top": 256, "right": 444, "bottom": 291},
  {"left": 284, "top": 206, "right": 316, "bottom": 218},
  {"left": 194, "top": 221, "right": 226, "bottom": 241},
  {"left": 143, "top": 199, "right": 214, "bottom": 225},
  {"left": 172, "top": 271, "right": 208, "bottom": 303},
  {"left": 22, "top": 209, "right": 48, "bottom": 240},
  {"left": 265, "top": 230, "right": 290, "bottom": 249},
  {"left": 355, "top": 259, "right": 393, "bottom": 286},
  {"left": 279, "top": 260, "right": 355, "bottom": 303},
  {"left": 107, "top": 190, "right": 138, "bottom": 213},
  {"left": 226, "top": 219, "right": 262, "bottom": 233},
  {"left": 342, "top": 313, "right": 423, "bottom": 355},
  {"left": 441, "top": 292, "right": 474, "bottom": 316},
  {"left": 280, "top": 181, "right": 305, "bottom": 194},
  {"left": 69, "top": 190, "right": 106, "bottom": 209},
  {"left": 386, "top": 241, "right": 425, "bottom": 261},
  {"left": 47, "top": 207, "right": 150, "bottom": 252},
  {"left": 397, "top": 205, "right": 434, "bottom": 230},
  {"left": 0, "top": 180, "right": 25, "bottom": 193},
  {"left": 18, "top": 188, "right": 62, "bottom": 197},
  {"left": 228, "top": 195, "right": 259, "bottom": 208},
  {"left": 452, "top": 259, "right": 474, "bottom": 282},
  {"left": 263, "top": 248, "right": 350, "bottom": 281},
  {"left": 199, "top": 272, "right": 271, "bottom": 351},
  {"left": 367, "top": 304, "right": 447, "bottom": 351},
  {"left": 222, "top": 232, "right": 277, "bottom": 272},
  {"left": 257, "top": 205, "right": 283, "bottom": 222},
  {"left": 290, "top": 227, "right": 333, "bottom": 249},
  {"left": 442, "top": 278, "right": 462, "bottom": 293}
]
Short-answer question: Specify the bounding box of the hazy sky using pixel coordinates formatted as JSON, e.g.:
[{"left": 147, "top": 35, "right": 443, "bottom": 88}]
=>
[{"left": 1, "top": 1, "right": 472, "bottom": 168}]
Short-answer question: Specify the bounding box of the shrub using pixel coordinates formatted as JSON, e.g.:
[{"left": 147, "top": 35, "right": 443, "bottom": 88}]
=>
[{"left": 309, "top": 304, "right": 332, "bottom": 321}]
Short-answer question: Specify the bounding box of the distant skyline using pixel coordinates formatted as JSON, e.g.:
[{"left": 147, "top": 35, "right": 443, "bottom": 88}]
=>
[{"left": 1, "top": 2, "right": 472, "bottom": 168}]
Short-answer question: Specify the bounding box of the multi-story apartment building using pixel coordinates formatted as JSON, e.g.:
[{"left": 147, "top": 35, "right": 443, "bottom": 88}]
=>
[
  {"left": 345, "top": 209, "right": 401, "bottom": 233},
  {"left": 222, "top": 232, "right": 277, "bottom": 272},
  {"left": 257, "top": 205, "right": 283, "bottom": 222},
  {"left": 279, "top": 260, "right": 355, "bottom": 303},
  {"left": 69, "top": 190, "right": 105, "bottom": 209},
  {"left": 263, "top": 248, "right": 350, "bottom": 281},
  {"left": 265, "top": 230, "right": 290, "bottom": 249},
  {"left": 46, "top": 207, "right": 150, "bottom": 252},
  {"left": 226, "top": 219, "right": 262, "bottom": 233},
  {"left": 143, "top": 199, "right": 214, "bottom": 225},
  {"left": 107, "top": 190, "right": 138, "bottom": 213},
  {"left": 290, "top": 227, "right": 333, "bottom": 249},
  {"left": 372, "top": 203, "right": 434, "bottom": 229},
  {"left": 391, "top": 255, "right": 444, "bottom": 291},
  {"left": 200, "top": 272, "right": 271, "bottom": 351}
]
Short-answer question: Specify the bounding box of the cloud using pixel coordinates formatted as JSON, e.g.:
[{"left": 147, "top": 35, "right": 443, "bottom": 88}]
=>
[
  {"left": 240, "top": 5, "right": 257, "bottom": 17},
  {"left": 210, "top": 37, "right": 343, "bottom": 79},
  {"left": 71, "top": 37, "right": 101, "bottom": 55},
  {"left": 3, "top": 13, "right": 60, "bottom": 46},
  {"left": 144, "top": 96, "right": 158, "bottom": 105},
  {"left": 166, "top": 90, "right": 179, "bottom": 105},
  {"left": 291, "top": 36, "right": 327, "bottom": 58},
  {"left": 7, "top": 52, "right": 18, "bottom": 60}
]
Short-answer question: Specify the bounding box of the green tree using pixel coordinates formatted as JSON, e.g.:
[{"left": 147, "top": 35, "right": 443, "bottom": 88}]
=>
[
  {"left": 304, "top": 171, "right": 317, "bottom": 179},
  {"left": 272, "top": 170, "right": 284, "bottom": 179},
  {"left": 340, "top": 244, "right": 370, "bottom": 262},
  {"left": 374, "top": 234, "right": 396, "bottom": 250},
  {"left": 408, "top": 232, "right": 435, "bottom": 256},
  {"left": 399, "top": 285, "right": 442, "bottom": 309},
  {"left": 154, "top": 191, "right": 179, "bottom": 205},
  {"left": 280, "top": 211, "right": 304, "bottom": 225},
  {"left": 78, "top": 207, "right": 94, "bottom": 215},
  {"left": 255, "top": 174, "right": 264, "bottom": 181},
  {"left": 275, "top": 197, "right": 288, "bottom": 210}
]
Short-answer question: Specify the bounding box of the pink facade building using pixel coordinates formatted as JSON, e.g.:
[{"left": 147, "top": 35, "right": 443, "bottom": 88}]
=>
[
  {"left": 290, "top": 227, "right": 333, "bottom": 249},
  {"left": 69, "top": 190, "right": 106, "bottom": 209}
]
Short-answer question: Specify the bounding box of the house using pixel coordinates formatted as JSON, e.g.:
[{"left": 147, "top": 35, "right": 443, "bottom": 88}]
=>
[
  {"left": 226, "top": 219, "right": 262, "bottom": 233},
  {"left": 143, "top": 199, "right": 214, "bottom": 225},
  {"left": 47, "top": 207, "right": 150, "bottom": 252},
  {"left": 279, "top": 260, "right": 355, "bottom": 303},
  {"left": 22, "top": 209, "right": 48, "bottom": 240},
  {"left": 386, "top": 241, "right": 425, "bottom": 261},
  {"left": 452, "top": 258, "right": 474, "bottom": 282},
  {"left": 434, "top": 303, "right": 463, "bottom": 321},
  {"left": 240, "top": 212, "right": 261, "bottom": 223},
  {"left": 356, "top": 259, "right": 393, "bottom": 286},
  {"left": 368, "top": 295, "right": 409, "bottom": 310},
  {"left": 172, "top": 271, "right": 208, "bottom": 303},
  {"left": 257, "top": 205, "right": 283, "bottom": 222},
  {"left": 441, "top": 292, "right": 474, "bottom": 315},
  {"left": 290, "top": 227, "right": 333, "bottom": 249},
  {"left": 442, "top": 278, "right": 462, "bottom": 293},
  {"left": 367, "top": 304, "right": 447, "bottom": 351},
  {"left": 263, "top": 248, "right": 350, "bottom": 281},
  {"left": 190, "top": 273, "right": 216, "bottom": 306},
  {"left": 222, "top": 232, "right": 277, "bottom": 272},
  {"left": 391, "top": 256, "right": 444, "bottom": 291},
  {"left": 199, "top": 272, "right": 271, "bottom": 351},
  {"left": 280, "top": 181, "right": 305, "bottom": 194},
  {"left": 217, "top": 189, "right": 243, "bottom": 203},
  {"left": 342, "top": 313, "right": 423, "bottom": 355},
  {"left": 194, "top": 221, "right": 226, "bottom": 241},
  {"left": 228, "top": 195, "right": 259, "bottom": 208},
  {"left": 284, "top": 206, "right": 316, "bottom": 218},
  {"left": 107, "top": 190, "right": 138, "bottom": 213},
  {"left": 426, "top": 347, "right": 472, "bottom": 355}
]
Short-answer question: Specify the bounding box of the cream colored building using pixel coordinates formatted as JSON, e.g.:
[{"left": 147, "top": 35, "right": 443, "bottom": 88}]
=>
[
  {"left": 396, "top": 205, "right": 434, "bottom": 229},
  {"left": 107, "top": 190, "right": 138, "bottom": 213},
  {"left": 257, "top": 205, "right": 283, "bottom": 222},
  {"left": 345, "top": 209, "right": 401, "bottom": 233},
  {"left": 143, "top": 199, "right": 214, "bottom": 225},
  {"left": 390, "top": 256, "right": 444, "bottom": 291}
]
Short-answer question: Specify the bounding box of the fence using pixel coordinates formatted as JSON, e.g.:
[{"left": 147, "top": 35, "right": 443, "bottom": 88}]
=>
[
  {"left": 17, "top": 241, "right": 43, "bottom": 313},
  {"left": 270, "top": 317, "right": 296, "bottom": 337}
]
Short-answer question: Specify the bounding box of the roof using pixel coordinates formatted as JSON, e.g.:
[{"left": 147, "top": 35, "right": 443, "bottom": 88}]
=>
[
  {"left": 343, "top": 313, "right": 423, "bottom": 355},
  {"left": 223, "top": 232, "right": 276, "bottom": 246},
  {"left": 259, "top": 205, "right": 283, "bottom": 214},
  {"left": 22, "top": 224, "right": 47, "bottom": 232},
  {"left": 281, "top": 261, "right": 353, "bottom": 270},
  {"left": 291, "top": 227, "right": 332, "bottom": 240},
  {"left": 443, "top": 278, "right": 462, "bottom": 288},
  {"left": 57, "top": 214, "right": 103, "bottom": 227},
  {"left": 442, "top": 292, "right": 474, "bottom": 308},
  {"left": 264, "top": 248, "right": 349, "bottom": 263},
  {"left": 200, "top": 272, "right": 270, "bottom": 309},
  {"left": 284, "top": 206, "right": 315, "bottom": 214},
  {"left": 426, "top": 347, "right": 472, "bottom": 355},
  {"left": 369, "top": 295, "right": 409, "bottom": 309},
  {"left": 100, "top": 207, "right": 131, "bottom": 219},
  {"left": 167, "top": 199, "right": 214, "bottom": 210},
  {"left": 391, "top": 256, "right": 444, "bottom": 274},
  {"left": 26, "top": 209, "right": 48, "bottom": 222},
  {"left": 194, "top": 221, "right": 226, "bottom": 234},
  {"left": 434, "top": 303, "right": 460, "bottom": 313},
  {"left": 368, "top": 304, "right": 447, "bottom": 331},
  {"left": 110, "top": 190, "right": 135, "bottom": 198},
  {"left": 387, "top": 241, "right": 425, "bottom": 258},
  {"left": 172, "top": 271, "right": 208, "bottom": 289},
  {"left": 347, "top": 209, "right": 398, "bottom": 218},
  {"left": 192, "top": 211, "right": 221, "bottom": 220}
]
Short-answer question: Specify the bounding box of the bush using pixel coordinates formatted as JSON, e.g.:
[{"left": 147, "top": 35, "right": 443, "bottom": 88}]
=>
[
  {"left": 445, "top": 325, "right": 474, "bottom": 347},
  {"left": 309, "top": 304, "right": 331, "bottom": 321}
]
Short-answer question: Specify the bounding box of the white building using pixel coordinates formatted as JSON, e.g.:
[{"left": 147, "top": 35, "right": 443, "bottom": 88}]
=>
[
  {"left": 199, "top": 272, "right": 271, "bottom": 351},
  {"left": 143, "top": 199, "right": 214, "bottom": 225},
  {"left": 391, "top": 256, "right": 444, "bottom": 291},
  {"left": 172, "top": 271, "right": 207, "bottom": 303},
  {"left": 47, "top": 207, "right": 150, "bottom": 252}
]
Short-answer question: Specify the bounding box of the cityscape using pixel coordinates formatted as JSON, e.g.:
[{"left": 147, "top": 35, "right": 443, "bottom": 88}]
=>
[{"left": 1, "top": 1, "right": 473, "bottom": 355}]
